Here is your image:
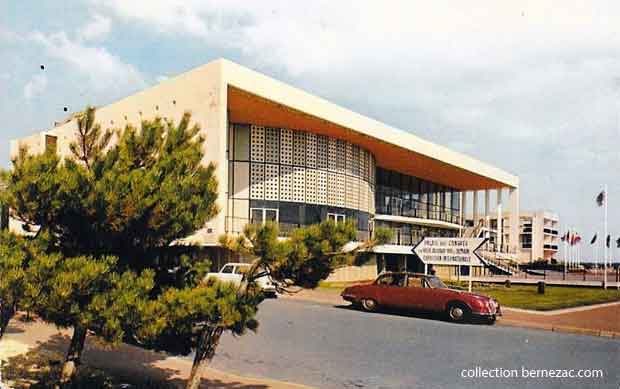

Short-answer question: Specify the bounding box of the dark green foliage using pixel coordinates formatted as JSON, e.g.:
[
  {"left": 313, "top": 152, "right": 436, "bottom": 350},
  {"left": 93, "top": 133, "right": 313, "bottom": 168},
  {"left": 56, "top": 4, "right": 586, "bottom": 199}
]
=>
[
  {"left": 5, "top": 107, "right": 219, "bottom": 270},
  {"left": 2, "top": 107, "right": 227, "bottom": 386},
  {"left": 139, "top": 280, "right": 262, "bottom": 355}
]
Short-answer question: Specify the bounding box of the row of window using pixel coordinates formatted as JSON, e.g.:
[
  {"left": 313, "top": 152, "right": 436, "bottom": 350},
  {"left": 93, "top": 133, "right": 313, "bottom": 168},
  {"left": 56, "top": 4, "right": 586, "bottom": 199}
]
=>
[
  {"left": 250, "top": 207, "right": 346, "bottom": 225},
  {"left": 375, "top": 168, "right": 461, "bottom": 224}
]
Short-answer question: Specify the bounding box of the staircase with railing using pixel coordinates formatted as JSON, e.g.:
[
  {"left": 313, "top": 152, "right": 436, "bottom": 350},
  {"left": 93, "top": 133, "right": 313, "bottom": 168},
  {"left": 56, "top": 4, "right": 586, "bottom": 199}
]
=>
[{"left": 478, "top": 250, "right": 522, "bottom": 276}]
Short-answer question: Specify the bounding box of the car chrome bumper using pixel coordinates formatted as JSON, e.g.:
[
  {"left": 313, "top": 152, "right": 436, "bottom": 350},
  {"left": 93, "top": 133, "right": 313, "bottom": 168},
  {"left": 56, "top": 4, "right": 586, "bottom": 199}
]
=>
[{"left": 341, "top": 294, "right": 356, "bottom": 302}]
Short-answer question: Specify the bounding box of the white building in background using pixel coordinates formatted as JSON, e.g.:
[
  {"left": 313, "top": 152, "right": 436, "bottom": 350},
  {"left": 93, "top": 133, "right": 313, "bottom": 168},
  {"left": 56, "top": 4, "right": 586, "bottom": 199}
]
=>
[{"left": 472, "top": 210, "right": 559, "bottom": 263}]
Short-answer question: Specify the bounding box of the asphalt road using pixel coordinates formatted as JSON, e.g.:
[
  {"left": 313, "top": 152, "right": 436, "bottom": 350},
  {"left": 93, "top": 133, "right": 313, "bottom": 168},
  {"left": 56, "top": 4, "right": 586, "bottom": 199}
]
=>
[{"left": 206, "top": 298, "right": 620, "bottom": 389}]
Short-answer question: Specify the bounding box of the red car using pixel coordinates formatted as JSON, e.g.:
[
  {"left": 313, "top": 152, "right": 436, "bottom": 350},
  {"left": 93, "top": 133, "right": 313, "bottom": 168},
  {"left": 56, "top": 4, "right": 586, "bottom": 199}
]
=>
[{"left": 341, "top": 272, "right": 501, "bottom": 323}]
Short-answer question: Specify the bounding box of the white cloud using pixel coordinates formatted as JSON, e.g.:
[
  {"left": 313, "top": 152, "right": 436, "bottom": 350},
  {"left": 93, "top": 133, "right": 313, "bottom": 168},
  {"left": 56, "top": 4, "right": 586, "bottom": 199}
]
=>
[
  {"left": 30, "top": 30, "right": 146, "bottom": 92},
  {"left": 23, "top": 74, "right": 48, "bottom": 99},
  {"left": 78, "top": 14, "right": 112, "bottom": 41}
]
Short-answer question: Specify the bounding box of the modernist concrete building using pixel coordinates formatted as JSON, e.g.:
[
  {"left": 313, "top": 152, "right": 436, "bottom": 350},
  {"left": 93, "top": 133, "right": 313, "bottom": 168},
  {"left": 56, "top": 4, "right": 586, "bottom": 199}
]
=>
[
  {"left": 473, "top": 210, "right": 559, "bottom": 263},
  {"left": 10, "top": 59, "right": 520, "bottom": 278}
]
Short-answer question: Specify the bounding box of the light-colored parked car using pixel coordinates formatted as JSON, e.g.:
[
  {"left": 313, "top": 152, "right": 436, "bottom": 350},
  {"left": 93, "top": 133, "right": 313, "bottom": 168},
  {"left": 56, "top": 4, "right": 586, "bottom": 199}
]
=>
[{"left": 205, "top": 263, "right": 277, "bottom": 297}]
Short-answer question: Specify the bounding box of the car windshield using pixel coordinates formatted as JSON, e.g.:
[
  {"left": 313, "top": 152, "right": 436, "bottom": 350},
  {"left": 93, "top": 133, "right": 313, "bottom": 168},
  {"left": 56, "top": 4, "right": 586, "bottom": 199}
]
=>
[{"left": 425, "top": 276, "right": 447, "bottom": 289}]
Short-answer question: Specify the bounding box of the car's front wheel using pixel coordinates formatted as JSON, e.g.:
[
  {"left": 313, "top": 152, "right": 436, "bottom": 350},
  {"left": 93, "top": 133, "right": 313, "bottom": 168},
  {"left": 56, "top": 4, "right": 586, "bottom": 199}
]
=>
[
  {"left": 447, "top": 302, "right": 471, "bottom": 323},
  {"left": 361, "top": 298, "right": 378, "bottom": 312}
]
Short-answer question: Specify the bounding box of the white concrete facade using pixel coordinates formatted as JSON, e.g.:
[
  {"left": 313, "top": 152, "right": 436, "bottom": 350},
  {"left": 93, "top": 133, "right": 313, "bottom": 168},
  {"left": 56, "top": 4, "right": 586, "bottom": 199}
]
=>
[{"left": 9, "top": 59, "right": 519, "bottom": 248}]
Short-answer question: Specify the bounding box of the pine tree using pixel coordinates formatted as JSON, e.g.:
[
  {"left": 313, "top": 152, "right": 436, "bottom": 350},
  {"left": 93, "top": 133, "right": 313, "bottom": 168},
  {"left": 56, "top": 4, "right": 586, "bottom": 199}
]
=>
[{"left": 4, "top": 107, "right": 221, "bottom": 384}]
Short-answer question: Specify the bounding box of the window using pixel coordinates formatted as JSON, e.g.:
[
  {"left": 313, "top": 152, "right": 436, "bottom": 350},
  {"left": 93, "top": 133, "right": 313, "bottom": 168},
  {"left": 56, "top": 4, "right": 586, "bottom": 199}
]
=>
[
  {"left": 408, "top": 276, "right": 423, "bottom": 287},
  {"left": 234, "top": 265, "right": 250, "bottom": 275},
  {"left": 327, "top": 213, "right": 346, "bottom": 224},
  {"left": 376, "top": 273, "right": 406, "bottom": 287},
  {"left": 45, "top": 134, "right": 57, "bottom": 154},
  {"left": 221, "top": 265, "right": 234, "bottom": 274},
  {"left": 250, "top": 208, "right": 279, "bottom": 224}
]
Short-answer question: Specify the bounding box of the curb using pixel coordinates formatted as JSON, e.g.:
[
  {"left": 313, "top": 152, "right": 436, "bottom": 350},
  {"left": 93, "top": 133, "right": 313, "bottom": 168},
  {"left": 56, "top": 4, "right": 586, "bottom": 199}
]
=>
[
  {"left": 502, "top": 300, "right": 620, "bottom": 316},
  {"left": 499, "top": 319, "right": 620, "bottom": 339}
]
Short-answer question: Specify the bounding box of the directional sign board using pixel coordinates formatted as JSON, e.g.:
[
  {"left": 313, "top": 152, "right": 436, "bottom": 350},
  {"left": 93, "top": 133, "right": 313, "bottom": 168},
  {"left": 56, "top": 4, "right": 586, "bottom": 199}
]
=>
[{"left": 412, "top": 237, "right": 487, "bottom": 266}]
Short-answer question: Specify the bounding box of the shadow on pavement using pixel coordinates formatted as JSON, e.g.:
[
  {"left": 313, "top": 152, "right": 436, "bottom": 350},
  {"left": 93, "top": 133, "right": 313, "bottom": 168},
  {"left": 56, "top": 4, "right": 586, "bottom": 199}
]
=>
[{"left": 2, "top": 332, "right": 269, "bottom": 388}]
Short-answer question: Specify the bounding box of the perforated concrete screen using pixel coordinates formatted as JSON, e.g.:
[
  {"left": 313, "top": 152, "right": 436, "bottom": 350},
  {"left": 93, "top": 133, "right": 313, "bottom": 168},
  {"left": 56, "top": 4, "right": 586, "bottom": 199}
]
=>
[
  {"left": 293, "top": 131, "right": 305, "bottom": 166},
  {"left": 232, "top": 124, "right": 375, "bottom": 213},
  {"left": 306, "top": 133, "right": 317, "bottom": 168},
  {"left": 250, "top": 125, "right": 265, "bottom": 162},
  {"left": 293, "top": 166, "right": 306, "bottom": 202},
  {"left": 280, "top": 128, "right": 293, "bottom": 165},
  {"left": 305, "top": 169, "right": 318, "bottom": 204},
  {"left": 265, "top": 127, "right": 279, "bottom": 164},
  {"left": 280, "top": 165, "right": 293, "bottom": 202},
  {"left": 265, "top": 163, "right": 279, "bottom": 201},
  {"left": 250, "top": 162, "right": 264, "bottom": 199}
]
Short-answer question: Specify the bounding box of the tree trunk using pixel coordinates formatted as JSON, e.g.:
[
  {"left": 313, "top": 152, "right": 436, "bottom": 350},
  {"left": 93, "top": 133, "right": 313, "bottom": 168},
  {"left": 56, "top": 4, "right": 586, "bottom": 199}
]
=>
[
  {"left": 59, "top": 324, "right": 88, "bottom": 386},
  {"left": 186, "top": 325, "right": 224, "bottom": 389},
  {"left": 0, "top": 302, "right": 15, "bottom": 341}
]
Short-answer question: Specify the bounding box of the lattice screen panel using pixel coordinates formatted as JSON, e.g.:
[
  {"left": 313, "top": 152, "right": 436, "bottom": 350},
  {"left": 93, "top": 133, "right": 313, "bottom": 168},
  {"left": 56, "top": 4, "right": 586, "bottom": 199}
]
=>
[
  {"left": 361, "top": 150, "right": 370, "bottom": 181},
  {"left": 265, "top": 127, "right": 279, "bottom": 163},
  {"left": 265, "top": 164, "right": 279, "bottom": 201},
  {"left": 317, "top": 135, "right": 329, "bottom": 170},
  {"left": 280, "top": 129, "right": 293, "bottom": 165},
  {"left": 306, "top": 133, "right": 317, "bottom": 168},
  {"left": 327, "top": 138, "right": 338, "bottom": 172},
  {"left": 233, "top": 124, "right": 376, "bottom": 212},
  {"left": 250, "top": 163, "right": 265, "bottom": 200},
  {"left": 327, "top": 172, "right": 338, "bottom": 206},
  {"left": 305, "top": 169, "right": 318, "bottom": 204},
  {"left": 345, "top": 142, "right": 354, "bottom": 176},
  {"left": 279, "top": 165, "right": 293, "bottom": 202},
  {"left": 346, "top": 175, "right": 359, "bottom": 210},
  {"left": 316, "top": 170, "right": 328, "bottom": 204},
  {"left": 292, "top": 167, "right": 306, "bottom": 202},
  {"left": 360, "top": 180, "right": 370, "bottom": 213},
  {"left": 335, "top": 173, "right": 346, "bottom": 207},
  {"left": 336, "top": 140, "right": 346, "bottom": 173},
  {"left": 250, "top": 125, "right": 265, "bottom": 162},
  {"left": 369, "top": 155, "right": 376, "bottom": 185},
  {"left": 293, "top": 131, "right": 306, "bottom": 166}
]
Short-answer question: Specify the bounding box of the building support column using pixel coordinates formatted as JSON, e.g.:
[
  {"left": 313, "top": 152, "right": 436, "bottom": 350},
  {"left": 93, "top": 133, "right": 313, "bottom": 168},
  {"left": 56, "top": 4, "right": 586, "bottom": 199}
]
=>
[
  {"left": 496, "top": 188, "right": 503, "bottom": 210},
  {"left": 496, "top": 188, "right": 503, "bottom": 252},
  {"left": 508, "top": 187, "right": 520, "bottom": 255},
  {"left": 460, "top": 191, "right": 468, "bottom": 236},
  {"left": 484, "top": 190, "right": 490, "bottom": 217},
  {"left": 472, "top": 190, "right": 479, "bottom": 227}
]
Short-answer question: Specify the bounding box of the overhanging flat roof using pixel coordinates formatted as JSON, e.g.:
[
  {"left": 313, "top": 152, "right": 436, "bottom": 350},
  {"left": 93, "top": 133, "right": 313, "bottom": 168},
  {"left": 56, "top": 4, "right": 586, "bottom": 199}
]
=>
[{"left": 219, "top": 59, "right": 518, "bottom": 191}]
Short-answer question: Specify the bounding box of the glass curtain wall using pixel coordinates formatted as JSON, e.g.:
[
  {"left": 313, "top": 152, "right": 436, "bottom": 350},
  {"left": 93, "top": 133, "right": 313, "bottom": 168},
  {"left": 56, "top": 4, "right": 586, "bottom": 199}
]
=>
[{"left": 375, "top": 167, "right": 461, "bottom": 225}]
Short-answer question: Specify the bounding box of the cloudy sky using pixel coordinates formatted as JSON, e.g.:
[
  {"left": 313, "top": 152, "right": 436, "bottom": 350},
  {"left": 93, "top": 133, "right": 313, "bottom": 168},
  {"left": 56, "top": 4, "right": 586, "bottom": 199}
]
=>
[{"left": 1, "top": 1, "right": 619, "bottom": 260}]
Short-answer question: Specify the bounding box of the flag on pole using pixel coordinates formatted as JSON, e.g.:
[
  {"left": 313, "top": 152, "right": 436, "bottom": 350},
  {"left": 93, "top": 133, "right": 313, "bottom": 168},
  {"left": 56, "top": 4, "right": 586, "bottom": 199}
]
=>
[
  {"left": 616, "top": 237, "right": 620, "bottom": 248},
  {"left": 561, "top": 231, "right": 569, "bottom": 242},
  {"left": 606, "top": 234, "right": 611, "bottom": 248},
  {"left": 596, "top": 190, "right": 606, "bottom": 206},
  {"left": 571, "top": 233, "right": 581, "bottom": 245},
  {"left": 590, "top": 234, "right": 597, "bottom": 244}
]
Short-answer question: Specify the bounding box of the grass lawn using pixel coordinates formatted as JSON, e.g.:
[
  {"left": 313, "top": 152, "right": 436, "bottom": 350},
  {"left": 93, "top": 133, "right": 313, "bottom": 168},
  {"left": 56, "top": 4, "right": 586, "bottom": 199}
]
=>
[{"left": 447, "top": 281, "right": 620, "bottom": 311}]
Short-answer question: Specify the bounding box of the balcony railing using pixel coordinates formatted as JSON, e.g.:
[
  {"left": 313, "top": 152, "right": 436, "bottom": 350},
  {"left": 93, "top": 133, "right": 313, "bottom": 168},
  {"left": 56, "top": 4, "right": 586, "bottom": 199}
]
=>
[{"left": 375, "top": 200, "right": 461, "bottom": 225}]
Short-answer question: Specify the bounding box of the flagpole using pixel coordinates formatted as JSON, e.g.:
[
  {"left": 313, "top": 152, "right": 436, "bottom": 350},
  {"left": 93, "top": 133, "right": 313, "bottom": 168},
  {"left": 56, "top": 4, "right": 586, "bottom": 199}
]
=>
[
  {"left": 595, "top": 237, "right": 598, "bottom": 273},
  {"left": 604, "top": 184, "right": 608, "bottom": 289},
  {"left": 563, "top": 227, "right": 567, "bottom": 279}
]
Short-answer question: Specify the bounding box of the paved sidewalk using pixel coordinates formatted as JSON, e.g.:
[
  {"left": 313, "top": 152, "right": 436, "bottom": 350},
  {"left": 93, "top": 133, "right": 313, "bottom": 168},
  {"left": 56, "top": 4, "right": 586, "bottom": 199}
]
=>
[
  {"left": 283, "top": 288, "right": 620, "bottom": 337},
  {"left": 1, "top": 315, "right": 310, "bottom": 389}
]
